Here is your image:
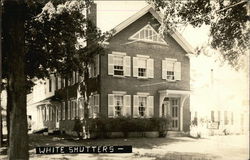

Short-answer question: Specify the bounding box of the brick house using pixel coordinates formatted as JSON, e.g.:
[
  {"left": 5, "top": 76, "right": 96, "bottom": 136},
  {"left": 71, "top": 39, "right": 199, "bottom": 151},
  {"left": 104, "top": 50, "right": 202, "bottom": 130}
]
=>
[{"left": 28, "top": 5, "right": 194, "bottom": 134}]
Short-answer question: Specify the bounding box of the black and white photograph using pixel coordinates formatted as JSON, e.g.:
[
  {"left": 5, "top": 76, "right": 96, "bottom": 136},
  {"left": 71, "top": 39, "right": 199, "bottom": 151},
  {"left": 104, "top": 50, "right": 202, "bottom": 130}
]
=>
[{"left": 0, "top": 0, "right": 249, "bottom": 159}]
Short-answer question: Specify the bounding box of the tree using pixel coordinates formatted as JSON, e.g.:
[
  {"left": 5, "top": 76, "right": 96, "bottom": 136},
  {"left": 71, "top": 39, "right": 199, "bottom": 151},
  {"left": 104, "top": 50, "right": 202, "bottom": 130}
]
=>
[
  {"left": 148, "top": 0, "right": 249, "bottom": 68},
  {"left": 2, "top": 0, "right": 28, "bottom": 159},
  {"left": 2, "top": 0, "right": 108, "bottom": 159}
]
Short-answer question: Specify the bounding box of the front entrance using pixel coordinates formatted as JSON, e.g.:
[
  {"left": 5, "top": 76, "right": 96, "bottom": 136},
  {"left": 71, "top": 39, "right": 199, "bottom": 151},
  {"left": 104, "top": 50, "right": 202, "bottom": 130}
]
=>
[
  {"left": 161, "top": 98, "right": 180, "bottom": 130},
  {"left": 169, "top": 98, "right": 180, "bottom": 131}
]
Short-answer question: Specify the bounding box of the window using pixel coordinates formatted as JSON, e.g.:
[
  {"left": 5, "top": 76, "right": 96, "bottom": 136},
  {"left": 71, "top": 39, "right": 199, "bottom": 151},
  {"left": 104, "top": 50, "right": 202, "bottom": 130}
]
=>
[
  {"left": 133, "top": 55, "right": 154, "bottom": 78},
  {"left": 139, "top": 97, "right": 147, "bottom": 117},
  {"left": 114, "top": 56, "right": 124, "bottom": 76},
  {"left": 133, "top": 94, "right": 154, "bottom": 118},
  {"left": 162, "top": 58, "right": 181, "bottom": 81},
  {"left": 89, "top": 94, "right": 99, "bottom": 118},
  {"left": 129, "top": 24, "right": 167, "bottom": 44},
  {"left": 108, "top": 93, "right": 131, "bottom": 117},
  {"left": 114, "top": 95, "right": 123, "bottom": 117},
  {"left": 138, "top": 59, "right": 147, "bottom": 77},
  {"left": 108, "top": 52, "right": 131, "bottom": 77}
]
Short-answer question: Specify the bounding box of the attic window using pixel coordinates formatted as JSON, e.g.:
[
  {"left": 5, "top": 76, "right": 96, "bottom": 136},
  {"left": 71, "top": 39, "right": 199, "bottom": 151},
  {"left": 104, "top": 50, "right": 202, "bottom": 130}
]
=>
[{"left": 129, "top": 24, "right": 167, "bottom": 44}]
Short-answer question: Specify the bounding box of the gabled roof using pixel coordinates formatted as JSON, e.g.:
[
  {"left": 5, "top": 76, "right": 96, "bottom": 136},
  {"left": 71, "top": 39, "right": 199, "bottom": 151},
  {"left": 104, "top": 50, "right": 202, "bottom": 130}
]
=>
[{"left": 111, "top": 5, "right": 194, "bottom": 54}]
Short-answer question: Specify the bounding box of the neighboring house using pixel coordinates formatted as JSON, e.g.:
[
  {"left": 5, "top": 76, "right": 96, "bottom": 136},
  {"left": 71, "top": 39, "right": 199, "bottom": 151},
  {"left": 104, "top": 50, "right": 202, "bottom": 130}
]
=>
[{"left": 28, "top": 4, "right": 194, "bottom": 134}]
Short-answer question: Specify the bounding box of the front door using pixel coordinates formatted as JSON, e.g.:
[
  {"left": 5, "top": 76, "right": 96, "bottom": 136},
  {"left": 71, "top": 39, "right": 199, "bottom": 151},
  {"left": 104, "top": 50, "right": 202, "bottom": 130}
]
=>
[{"left": 170, "top": 98, "right": 180, "bottom": 130}]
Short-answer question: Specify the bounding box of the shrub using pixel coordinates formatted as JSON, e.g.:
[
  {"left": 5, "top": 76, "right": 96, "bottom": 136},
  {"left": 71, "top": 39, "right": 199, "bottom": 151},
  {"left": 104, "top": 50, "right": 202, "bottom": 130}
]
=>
[{"left": 86, "top": 116, "right": 171, "bottom": 136}]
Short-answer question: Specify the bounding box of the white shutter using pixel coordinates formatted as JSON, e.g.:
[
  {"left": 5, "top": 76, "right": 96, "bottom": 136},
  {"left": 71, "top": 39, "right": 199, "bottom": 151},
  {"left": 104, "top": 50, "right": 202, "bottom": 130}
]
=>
[
  {"left": 124, "top": 56, "right": 131, "bottom": 77},
  {"left": 58, "top": 77, "right": 61, "bottom": 89},
  {"left": 147, "top": 58, "right": 154, "bottom": 78},
  {"left": 95, "top": 94, "right": 100, "bottom": 116},
  {"left": 133, "top": 95, "right": 139, "bottom": 117},
  {"left": 75, "top": 71, "right": 78, "bottom": 83},
  {"left": 72, "top": 101, "right": 75, "bottom": 119},
  {"left": 73, "top": 71, "right": 76, "bottom": 84},
  {"left": 108, "top": 54, "right": 114, "bottom": 75},
  {"left": 88, "top": 66, "right": 92, "bottom": 78},
  {"left": 96, "top": 55, "right": 99, "bottom": 76},
  {"left": 108, "top": 94, "right": 115, "bottom": 117},
  {"left": 123, "top": 95, "right": 131, "bottom": 116},
  {"left": 162, "top": 60, "right": 167, "bottom": 79},
  {"left": 174, "top": 62, "right": 181, "bottom": 80},
  {"left": 147, "top": 96, "right": 154, "bottom": 118},
  {"left": 133, "top": 57, "right": 138, "bottom": 77},
  {"left": 68, "top": 100, "right": 71, "bottom": 120},
  {"left": 89, "top": 96, "right": 94, "bottom": 118}
]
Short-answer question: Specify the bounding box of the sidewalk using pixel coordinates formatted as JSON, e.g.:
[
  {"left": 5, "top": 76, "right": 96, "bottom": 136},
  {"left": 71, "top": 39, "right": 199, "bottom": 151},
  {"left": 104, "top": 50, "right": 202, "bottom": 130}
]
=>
[{"left": 0, "top": 134, "right": 248, "bottom": 160}]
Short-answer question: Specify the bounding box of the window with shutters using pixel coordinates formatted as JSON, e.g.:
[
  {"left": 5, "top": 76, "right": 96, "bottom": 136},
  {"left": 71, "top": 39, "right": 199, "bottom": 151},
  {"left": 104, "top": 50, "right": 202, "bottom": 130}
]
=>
[
  {"left": 108, "top": 93, "right": 131, "bottom": 118},
  {"left": 129, "top": 24, "right": 167, "bottom": 45},
  {"left": 133, "top": 94, "right": 154, "bottom": 118},
  {"left": 133, "top": 55, "right": 154, "bottom": 78},
  {"left": 89, "top": 94, "right": 99, "bottom": 118},
  {"left": 162, "top": 58, "right": 181, "bottom": 81},
  {"left": 108, "top": 52, "right": 131, "bottom": 77}
]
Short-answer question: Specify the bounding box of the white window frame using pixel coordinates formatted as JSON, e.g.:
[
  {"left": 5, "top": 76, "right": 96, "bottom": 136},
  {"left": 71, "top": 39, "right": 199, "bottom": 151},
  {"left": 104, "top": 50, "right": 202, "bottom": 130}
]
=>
[
  {"left": 89, "top": 94, "right": 100, "bottom": 118},
  {"left": 162, "top": 58, "right": 181, "bottom": 81},
  {"left": 108, "top": 52, "right": 131, "bottom": 77},
  {"left": 133, "top": 93, "right": 154, "bottom": 118},
  {"left": 108, "top": 92, "right": 131, "bottom": 118},
  {"left": 133, "top": 55, "right": 154, "bottom": 79}
]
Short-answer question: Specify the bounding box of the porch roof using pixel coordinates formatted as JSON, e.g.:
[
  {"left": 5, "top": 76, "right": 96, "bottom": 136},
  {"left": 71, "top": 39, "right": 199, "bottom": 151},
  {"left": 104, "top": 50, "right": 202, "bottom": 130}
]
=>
[
  {"left": 28, "top": 96, "right": 61, "bottom": 107},
  {"left": 158, "top": 89, "right": 191, "bottom": 95}
]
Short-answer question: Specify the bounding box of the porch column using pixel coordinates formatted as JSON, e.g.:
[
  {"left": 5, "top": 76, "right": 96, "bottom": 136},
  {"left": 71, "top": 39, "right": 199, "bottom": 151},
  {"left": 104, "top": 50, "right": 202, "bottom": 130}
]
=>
[
  {"left": 159, "top": 91, "right": 167, "bottom": 117},
  {"left": 180, "top": 95, "right": 189, "bottom": 131}
]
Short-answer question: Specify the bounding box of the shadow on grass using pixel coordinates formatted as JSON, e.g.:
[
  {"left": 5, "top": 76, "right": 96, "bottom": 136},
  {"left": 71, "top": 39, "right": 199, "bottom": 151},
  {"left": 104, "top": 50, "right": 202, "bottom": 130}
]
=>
[
  {"left": 1, "top": 133, "right": 196, "bottom": 157},
  {"left": 29, "top": 133, "right": 194, "bottom": 150}
]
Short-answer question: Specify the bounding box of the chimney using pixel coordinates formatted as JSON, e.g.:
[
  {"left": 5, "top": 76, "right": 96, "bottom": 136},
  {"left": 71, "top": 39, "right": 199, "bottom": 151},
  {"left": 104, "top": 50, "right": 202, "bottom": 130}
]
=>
[{"left": 87, "top": 3, "right": 97, "bottom": 26}]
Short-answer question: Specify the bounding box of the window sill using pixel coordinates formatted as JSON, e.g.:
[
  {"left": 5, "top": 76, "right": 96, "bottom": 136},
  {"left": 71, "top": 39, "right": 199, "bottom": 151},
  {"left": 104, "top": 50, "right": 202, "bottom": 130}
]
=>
[
  {"left": 137, "top": 77, "right": 148, "bottom": 80},
  {"left": 112, "top": 75, "right": 126, "bottom": 78},
  {"left": 167, "top": 80, "right": 177, "bottom": 83}
]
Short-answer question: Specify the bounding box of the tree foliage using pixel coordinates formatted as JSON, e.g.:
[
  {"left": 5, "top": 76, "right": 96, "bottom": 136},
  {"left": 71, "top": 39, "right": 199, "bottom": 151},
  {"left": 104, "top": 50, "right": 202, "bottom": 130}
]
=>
[
  {"left": 148, "top": 0, "right": 249, "bottom": 68},
  {"left": 3, "top": 0, "right": 108, "bottom": 89}
]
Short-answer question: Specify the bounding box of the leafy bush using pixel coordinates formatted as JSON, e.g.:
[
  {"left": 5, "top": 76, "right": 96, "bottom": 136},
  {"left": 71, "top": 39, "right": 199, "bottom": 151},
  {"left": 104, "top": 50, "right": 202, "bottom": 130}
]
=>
[{"left": 86, "top": 116, "right": 171, "bottom": 135}]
